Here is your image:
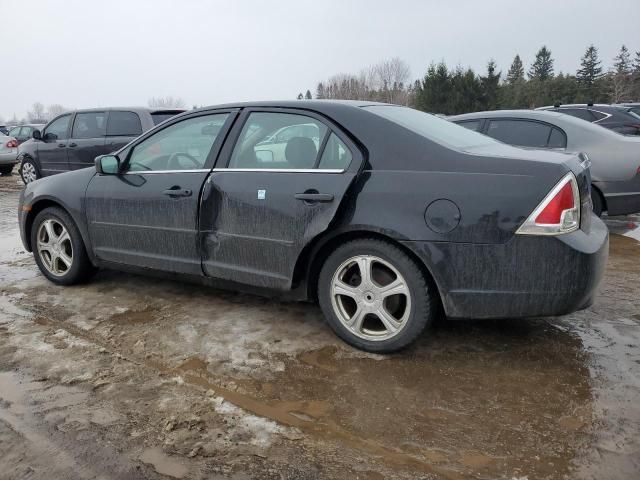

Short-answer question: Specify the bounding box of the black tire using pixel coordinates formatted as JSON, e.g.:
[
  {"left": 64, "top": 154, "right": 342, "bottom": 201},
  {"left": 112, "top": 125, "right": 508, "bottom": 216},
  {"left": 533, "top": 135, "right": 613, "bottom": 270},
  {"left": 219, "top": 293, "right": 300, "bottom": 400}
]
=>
[
  {"left": 318, "top": 238, "right": 437, "bottom": 353},
  {"left": 0, "top": 164, "right": 13, "bottom": 176},
  {"left": 591, "top": 188, "right": 604, "bottom": 217},
  {"left": 20, "top": 157, "right": 40, "bottom": 184},
  {"left": 30, "top": 207, "right": 96, "bottom": 285}
]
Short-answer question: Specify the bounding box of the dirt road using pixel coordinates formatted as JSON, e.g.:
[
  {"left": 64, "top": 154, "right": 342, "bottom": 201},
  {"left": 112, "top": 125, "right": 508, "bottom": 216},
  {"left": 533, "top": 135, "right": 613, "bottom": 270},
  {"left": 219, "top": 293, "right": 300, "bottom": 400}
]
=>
[{"left": 1, "top": 171, "right": 639, "bottom": 479}]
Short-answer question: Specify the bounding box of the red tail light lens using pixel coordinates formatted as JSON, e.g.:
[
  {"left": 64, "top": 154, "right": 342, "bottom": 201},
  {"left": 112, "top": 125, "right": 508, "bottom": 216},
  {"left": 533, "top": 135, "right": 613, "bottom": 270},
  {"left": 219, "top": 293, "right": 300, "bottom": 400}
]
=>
[
  {"left": 6, "top": 139, "right": 18, "bottom": 148},
  {"left": 517, "top": 173, "right": 580, "bottom": 235}
]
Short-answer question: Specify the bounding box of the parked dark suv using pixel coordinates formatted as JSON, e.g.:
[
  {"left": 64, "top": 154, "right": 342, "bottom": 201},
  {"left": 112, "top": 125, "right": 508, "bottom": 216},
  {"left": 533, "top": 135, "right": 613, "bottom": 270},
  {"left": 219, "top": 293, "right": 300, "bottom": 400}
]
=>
[
  {"left": 536, "top": 104, "right": 640, "bottom": 135},
  {"left": 17, "top": 107, "right": 184, "bottom": 184}
]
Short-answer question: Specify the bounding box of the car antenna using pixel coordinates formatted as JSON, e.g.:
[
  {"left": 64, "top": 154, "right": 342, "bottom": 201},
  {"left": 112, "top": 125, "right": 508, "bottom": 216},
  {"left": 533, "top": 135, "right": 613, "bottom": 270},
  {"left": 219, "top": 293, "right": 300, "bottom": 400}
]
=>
[
  {"left": 554, "top": 102, "right": 561, "bottom": 108},
  {"left": 587, "top": 102, "right": 594, "bottom": 107}
]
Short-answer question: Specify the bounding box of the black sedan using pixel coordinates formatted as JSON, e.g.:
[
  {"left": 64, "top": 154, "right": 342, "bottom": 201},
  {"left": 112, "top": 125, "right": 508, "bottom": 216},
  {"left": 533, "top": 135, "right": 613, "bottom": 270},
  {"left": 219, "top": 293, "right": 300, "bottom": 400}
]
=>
[{"left": 18, "top": 101, "right": 608, "bottom": 353}]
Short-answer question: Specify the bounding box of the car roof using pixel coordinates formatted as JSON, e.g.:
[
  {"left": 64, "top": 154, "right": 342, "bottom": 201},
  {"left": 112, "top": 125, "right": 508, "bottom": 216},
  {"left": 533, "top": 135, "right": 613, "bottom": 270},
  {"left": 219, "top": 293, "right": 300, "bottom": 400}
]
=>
[
  {"left": 191, "top": 99, "right": 394, "bottom": 114},
  {"left": 536, "top": 104, "right": 630, "bottom": 112},
  {"left": 450, "top": 109, "right": 570, "bottom": 121},
  {"left": 65, "top": 106, "right": 186, "bottom": 114}
]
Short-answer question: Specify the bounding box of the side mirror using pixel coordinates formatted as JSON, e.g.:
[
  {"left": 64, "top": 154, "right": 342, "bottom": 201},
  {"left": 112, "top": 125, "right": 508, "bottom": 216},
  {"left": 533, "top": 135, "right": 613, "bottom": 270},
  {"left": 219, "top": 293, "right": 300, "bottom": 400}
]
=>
[
  {"left": 95, "top": 154, "right": 121, "bottom": 175},
  {"left": 32, "top": 129, "right": 42, "bottom": 140}
]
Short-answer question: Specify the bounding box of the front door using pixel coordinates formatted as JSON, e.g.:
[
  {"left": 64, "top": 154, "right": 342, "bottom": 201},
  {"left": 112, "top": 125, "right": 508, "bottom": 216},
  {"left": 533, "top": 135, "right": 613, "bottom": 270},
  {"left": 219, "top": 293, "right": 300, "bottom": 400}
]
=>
[
  {"left": 67, "top": 111, "right": 109, "bottom": 170},
  {"left": 38, "top": 113, "right": 72, "bottom": 176},
  {"left": 201, "top": 109, "right": 360, "bottom": 290},
  {"left": 85, "top": 111, "right": 234, "bottom": 274}
]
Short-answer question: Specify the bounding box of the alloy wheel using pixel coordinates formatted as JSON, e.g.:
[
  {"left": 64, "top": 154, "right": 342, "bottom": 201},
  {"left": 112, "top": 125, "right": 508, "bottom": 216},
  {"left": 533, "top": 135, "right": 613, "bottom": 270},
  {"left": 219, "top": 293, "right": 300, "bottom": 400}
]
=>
[
  {"left": 36, "top": 219, "right": 73, "bottom": 277},
  {"left": 22, "top": 162, "right": 37, "bottom": 183},
  {"left": 330, "top": 255, "right": 412, "bottom": 341}
]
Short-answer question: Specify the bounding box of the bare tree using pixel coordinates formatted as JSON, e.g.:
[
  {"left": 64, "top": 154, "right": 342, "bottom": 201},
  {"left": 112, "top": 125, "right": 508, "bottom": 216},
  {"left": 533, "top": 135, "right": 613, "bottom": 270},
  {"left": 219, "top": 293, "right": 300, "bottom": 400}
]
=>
[
  {"left": 370, "top": 57, "right": 411, "bottom": 103},
  {"left": 47, "top": 104, "right": 69, "bottom": 119},
  {"left": 148, "top": 96, "right": 186, "bottom": 109},
  {"left": 28, "top": 102, "right": 47, "bottom": 122},
  {"left": 608, "top": 72, "right": 634, "bottom": 103}
]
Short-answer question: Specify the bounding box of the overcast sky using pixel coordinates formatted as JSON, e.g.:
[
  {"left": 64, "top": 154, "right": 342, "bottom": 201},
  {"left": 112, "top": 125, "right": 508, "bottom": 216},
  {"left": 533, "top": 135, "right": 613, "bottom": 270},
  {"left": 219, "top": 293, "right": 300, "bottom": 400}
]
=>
[{"left": 1, "top": 0, "right": 639, "bottom": 120}]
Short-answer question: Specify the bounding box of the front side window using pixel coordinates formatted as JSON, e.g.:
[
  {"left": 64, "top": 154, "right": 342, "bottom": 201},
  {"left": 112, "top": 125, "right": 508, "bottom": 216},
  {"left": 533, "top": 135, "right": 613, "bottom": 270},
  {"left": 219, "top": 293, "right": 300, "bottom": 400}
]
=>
[
  {"left": 365, "top": 105, "right": 500, "bottom": 150},
  {"left": 107, "top": 111, "right": 143, "bottom": 136},
  {"left": 486, "top": 120, "right": 552, "bottom": 148},
  {"left": 127, "top": 114, "right": 228, "bottom": 172},
  {"left": 229, "top": 112, "right": 328, "bottom": 169},
  {"left": 72, "top": 112, "right": 107, "bottom": 139},
  {"left": 44, "top": 115, "right": 71, "bottom": 140}
]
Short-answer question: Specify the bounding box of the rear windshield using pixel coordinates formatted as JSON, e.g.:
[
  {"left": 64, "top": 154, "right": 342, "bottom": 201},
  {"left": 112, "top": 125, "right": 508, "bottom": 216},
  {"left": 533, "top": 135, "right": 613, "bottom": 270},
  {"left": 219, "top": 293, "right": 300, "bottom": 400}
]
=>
[
  {"left": 363, "top": 105, "right": 499, "bottom": 149},
  {"left": 151, "top": 111, "right": 183, "bottom": 125}
]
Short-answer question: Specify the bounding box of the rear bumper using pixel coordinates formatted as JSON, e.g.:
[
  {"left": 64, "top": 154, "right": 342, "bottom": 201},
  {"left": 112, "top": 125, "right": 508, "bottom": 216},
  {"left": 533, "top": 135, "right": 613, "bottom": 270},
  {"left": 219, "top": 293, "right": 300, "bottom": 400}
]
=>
[
  {"left": 402, "top": 213, "right": 609, "bottom": 319},
  {"left": 0, "top": 151, "right": 18, "bottom": 165},
  {"left": 597, "top": 175, "right": 640, "bottom": 216}
]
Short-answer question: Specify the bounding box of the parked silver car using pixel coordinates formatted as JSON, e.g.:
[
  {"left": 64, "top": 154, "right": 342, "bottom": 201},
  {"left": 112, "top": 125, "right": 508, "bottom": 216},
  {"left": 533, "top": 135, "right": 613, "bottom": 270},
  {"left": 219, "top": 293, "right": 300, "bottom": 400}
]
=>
[
  {"left": 0, "top": 134, "right": 19, "bottom": 175},
  {"left": 449, "top": 109, "right": 640, "bottom": 215}
]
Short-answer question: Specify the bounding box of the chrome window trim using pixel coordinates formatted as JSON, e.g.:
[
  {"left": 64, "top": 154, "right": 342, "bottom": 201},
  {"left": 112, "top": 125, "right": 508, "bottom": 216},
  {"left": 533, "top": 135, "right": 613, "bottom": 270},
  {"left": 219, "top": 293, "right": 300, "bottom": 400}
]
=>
[
  {"left": 212, "top": 168, "right": 345, "bottom": 173},
  {"left": 117, "top": 168, "right": 345, "bottom": 175}
]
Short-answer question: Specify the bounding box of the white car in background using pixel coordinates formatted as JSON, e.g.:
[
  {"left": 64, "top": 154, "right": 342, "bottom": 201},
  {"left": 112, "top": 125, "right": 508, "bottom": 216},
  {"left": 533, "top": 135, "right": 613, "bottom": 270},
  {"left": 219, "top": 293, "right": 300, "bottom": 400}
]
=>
[{"left": 0, "top": 134, "right": 18, "bottom": 175}]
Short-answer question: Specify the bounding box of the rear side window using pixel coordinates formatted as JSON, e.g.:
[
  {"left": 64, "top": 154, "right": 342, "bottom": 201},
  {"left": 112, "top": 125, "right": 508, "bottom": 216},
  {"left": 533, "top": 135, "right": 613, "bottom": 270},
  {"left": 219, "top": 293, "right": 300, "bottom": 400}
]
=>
[
  {"left": 547, "top": 128, "right": 567, "bottom": 148},
  {"left": 457, "top": 120, "right": 482, "bottom": 131},
  {"left": 107, "top": 111, "right": 143, "bottom": 136},
  {"left": 318, "top": 133, "right": 352, "bottom": 169},
  {"left": 486, "top": 120, "right": 552, "bottom": 148},
  {"left": 72, "top": 112, "right": 107, "bottom": 139},
  {"left": 557, "top": 108, "right": 593, "bottom": 122},
  {"left": 151, "top": 112, "right": 180, "bottom": 125},
  {"left": 8, "top": 127, "right": 21, "bottom": 137}
]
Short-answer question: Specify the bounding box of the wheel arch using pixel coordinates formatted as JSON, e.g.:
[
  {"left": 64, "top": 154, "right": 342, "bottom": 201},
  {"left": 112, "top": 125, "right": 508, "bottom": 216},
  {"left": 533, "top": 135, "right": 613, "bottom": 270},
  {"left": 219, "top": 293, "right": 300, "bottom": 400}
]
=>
[
  {"left": 24, "top": 198, "right": 95, "bottom": 265},
  {"left": 294, "top": 227, "right": 445, "bottom": 312}
]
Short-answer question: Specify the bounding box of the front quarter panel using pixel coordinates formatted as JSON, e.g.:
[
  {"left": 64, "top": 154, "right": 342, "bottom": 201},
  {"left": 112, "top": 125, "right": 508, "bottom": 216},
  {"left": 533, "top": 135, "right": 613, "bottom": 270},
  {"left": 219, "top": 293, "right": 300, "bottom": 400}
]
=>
[{"left": 19, "top": 168, "right": 96, "bottom": 256}]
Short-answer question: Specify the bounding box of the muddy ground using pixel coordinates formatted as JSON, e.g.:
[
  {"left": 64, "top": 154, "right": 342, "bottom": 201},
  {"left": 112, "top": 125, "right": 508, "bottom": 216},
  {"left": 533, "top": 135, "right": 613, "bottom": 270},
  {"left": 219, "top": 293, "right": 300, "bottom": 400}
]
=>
[{"left": 0, "top": 169, "right": 638, "bottom": 480}]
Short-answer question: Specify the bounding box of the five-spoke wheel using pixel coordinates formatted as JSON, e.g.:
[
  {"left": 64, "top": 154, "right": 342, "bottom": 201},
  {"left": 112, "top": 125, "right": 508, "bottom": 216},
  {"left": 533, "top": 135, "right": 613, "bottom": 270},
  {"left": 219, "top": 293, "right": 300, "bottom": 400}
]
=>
[{"left": 319, "top": 238, "right": 436, "bottom": 353}]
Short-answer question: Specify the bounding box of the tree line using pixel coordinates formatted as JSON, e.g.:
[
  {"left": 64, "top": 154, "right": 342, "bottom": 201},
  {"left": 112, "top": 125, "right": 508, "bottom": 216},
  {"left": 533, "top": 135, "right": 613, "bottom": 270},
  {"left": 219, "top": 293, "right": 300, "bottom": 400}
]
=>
[{"left": 301, "top": 45, "right": 640, "bottom": 115}]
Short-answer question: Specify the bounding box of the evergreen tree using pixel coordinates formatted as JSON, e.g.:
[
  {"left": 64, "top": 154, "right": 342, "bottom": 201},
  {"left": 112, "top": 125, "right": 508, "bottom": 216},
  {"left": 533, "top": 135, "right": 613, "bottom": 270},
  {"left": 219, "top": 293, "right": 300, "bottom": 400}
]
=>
[
  {"left": 576, "top": 45, "right": 604, "bottom": 86},
  {"left": 633, "top": 51, "right": 640, "bottom": 74},
  {"left": 528, "top": 46, "right": 554, "bottom": 81},
  {"left": 506, "top": 54, "right": 525, "bottom": 84},
  {"left": 316, "top": 82, "right": 326, "bottom": 99},
  {"left": 613, "top": 45, "right": 632, "bottom": 75},
  {"left": 297, "top": 93, "right": 303, "bottom": 100},
  {"left": 480, "top": 59, "right": 501, "bottom": 109},
  {"left": 305, "top": 90, "right": 312, "bottom": 100}
]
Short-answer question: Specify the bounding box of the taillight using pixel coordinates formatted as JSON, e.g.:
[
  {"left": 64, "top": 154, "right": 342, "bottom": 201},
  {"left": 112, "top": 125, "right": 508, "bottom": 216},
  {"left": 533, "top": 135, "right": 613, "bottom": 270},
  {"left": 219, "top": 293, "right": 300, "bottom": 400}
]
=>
[
  {"left": 6, "top": 139, "right": 18, "bottom": 148},
  {"left": 516, "top": 173, "right": 580, "bottom": 235}
]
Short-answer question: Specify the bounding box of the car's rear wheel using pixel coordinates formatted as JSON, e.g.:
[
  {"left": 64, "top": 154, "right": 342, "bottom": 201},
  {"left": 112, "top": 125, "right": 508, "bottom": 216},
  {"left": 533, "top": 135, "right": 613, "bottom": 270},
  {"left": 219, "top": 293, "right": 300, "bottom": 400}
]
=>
[
  {"left": 591, "top": 188, "right": 604, "bottom": 217},
  {"left": 20, "top": 158, "right": 40, "bottom": 184},
  {"left": 31, "top": 207, "right": 95, "bottom": 285},
  {"left": 0, "top": 165, "right": 13, "bottom": 176},
  {"left": 318, "top": 238, "right": 436, "bottom": 353}
]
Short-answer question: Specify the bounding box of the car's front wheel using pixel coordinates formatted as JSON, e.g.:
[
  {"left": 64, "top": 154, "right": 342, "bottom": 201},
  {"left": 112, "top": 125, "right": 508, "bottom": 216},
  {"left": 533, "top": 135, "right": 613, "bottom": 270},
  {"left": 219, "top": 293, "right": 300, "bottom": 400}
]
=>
[
  {"left": 30, "top": 207, "right": 96, "bottom": 285},
  {"left": 20, "top": 158, "right": 40, "bottom": 184},
  {"left": 318, "top": 238, "right": 437, "bottom": 353}
]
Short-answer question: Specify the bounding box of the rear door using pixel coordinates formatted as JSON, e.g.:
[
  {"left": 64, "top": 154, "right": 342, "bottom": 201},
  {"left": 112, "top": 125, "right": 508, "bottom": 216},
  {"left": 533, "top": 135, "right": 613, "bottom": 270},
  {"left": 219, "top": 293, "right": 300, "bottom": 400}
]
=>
[
  {"left": 105, "top": 110, "right": 144, "bottom": 153},
  {"left": 38, "top": 114, "right": 72, "bottom": 176},
  {"left": 67, "top": 111, "right": 109, "bottom": 170},
  {"left": 201, "top": 108, "right": 361, "bottom": 290},
  {"left": 85, "top": 111, "right": 235, "bottom": 274}
]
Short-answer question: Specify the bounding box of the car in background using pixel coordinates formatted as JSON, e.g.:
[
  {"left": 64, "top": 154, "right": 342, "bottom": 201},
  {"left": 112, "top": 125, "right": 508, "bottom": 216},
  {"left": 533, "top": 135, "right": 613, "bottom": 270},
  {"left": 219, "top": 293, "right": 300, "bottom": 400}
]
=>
[
  {"left": 17, "top": 107, "right": 184, "bottom": 184},
  {"left": 450, "top": 109, "right": 640, "bottom": 216},
  {"left": 7, "top": 124, "right": 46, "bottom": 144},
  {"left": 0, "top": 134, "right": 19, "bottom": 175},
  {"left": 0, "top": 126, "right": 10, "bottom": 135},
  {"left": 536, "top": 104, "right": 640, "bottom": 135},
  {"left": 617, "top": 102, "right": 640, "bottom": 117},
  {"left": 18, "top": 101, "right": 607, "bottom": 353}
]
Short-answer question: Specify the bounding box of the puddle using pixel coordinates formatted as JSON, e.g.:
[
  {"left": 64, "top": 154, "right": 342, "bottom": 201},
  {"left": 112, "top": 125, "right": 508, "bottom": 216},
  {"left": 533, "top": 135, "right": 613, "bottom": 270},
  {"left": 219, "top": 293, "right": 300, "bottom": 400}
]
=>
[{"left": 139, "top": 447, "right": 188, "bottom": 479}]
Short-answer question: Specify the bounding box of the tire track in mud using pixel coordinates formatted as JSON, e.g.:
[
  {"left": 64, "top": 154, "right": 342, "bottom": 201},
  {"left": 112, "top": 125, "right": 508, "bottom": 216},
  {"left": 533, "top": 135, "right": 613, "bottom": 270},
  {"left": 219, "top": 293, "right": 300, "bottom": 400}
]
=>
[{"left": 24, "top": 306, "right": 463, "bottom": 480}]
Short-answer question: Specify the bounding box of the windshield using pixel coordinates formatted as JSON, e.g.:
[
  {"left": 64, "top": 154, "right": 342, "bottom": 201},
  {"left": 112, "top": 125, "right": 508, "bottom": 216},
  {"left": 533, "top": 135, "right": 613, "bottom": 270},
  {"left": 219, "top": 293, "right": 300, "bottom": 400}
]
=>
[{"left": 364, "top": 105, "right": 500, "bottom": 150}]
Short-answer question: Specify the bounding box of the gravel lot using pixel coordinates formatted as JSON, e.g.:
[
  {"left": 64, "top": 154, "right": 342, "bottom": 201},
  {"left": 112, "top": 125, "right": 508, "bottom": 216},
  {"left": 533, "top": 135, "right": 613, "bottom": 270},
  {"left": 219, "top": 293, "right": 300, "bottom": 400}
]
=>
[{"left": 1, "top": 169, "right": 639, "bottom": 480}]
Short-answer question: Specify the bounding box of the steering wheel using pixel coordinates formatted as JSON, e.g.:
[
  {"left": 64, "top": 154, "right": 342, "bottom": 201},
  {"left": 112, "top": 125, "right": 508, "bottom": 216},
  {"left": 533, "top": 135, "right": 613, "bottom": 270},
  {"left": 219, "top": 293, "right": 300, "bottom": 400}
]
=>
[{"left": 168, "top": 152, "right": 200, "bottom": 170}]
